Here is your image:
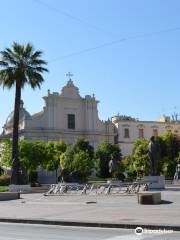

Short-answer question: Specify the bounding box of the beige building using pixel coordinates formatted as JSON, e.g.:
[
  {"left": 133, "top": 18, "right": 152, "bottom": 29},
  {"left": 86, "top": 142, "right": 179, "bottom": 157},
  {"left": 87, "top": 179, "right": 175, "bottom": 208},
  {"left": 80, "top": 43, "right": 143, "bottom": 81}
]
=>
[
  {"left": 112, "top": 115, "right": 180, "bottom": 156},
  {"left": 1, "top": 79, "right": 115, "bottom": 149}
]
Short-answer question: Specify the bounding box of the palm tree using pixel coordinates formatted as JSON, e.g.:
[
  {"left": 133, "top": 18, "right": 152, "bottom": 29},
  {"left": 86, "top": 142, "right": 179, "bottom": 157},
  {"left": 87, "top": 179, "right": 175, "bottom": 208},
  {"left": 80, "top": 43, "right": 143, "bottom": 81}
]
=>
[{"left": 0, "top": 42, "right": 48, "bottom": 185}]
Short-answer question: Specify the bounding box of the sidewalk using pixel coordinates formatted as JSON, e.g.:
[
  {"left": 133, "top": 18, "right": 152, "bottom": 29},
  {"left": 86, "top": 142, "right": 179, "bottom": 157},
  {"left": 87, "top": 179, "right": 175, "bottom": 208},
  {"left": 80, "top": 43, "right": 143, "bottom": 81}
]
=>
[{"left": 0, "top": 187, "right": 180, "bottom": 230}]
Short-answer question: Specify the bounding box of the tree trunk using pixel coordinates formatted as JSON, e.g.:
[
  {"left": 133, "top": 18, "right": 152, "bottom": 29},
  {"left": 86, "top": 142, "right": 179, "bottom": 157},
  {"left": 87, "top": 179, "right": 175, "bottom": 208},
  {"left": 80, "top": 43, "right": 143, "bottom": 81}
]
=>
[
  {"left": 11, "top": 81, "right": 21, "bottom": 185},
  {"left": 56, "top": 169, "right": 57, "bottom": 184}
]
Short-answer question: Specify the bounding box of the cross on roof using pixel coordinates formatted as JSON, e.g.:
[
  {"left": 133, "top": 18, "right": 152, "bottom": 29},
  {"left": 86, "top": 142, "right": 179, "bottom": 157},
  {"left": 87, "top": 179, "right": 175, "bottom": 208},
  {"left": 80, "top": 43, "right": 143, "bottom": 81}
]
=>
[{"left": 66, "top": 72, "right": 73, "bottom": 80}]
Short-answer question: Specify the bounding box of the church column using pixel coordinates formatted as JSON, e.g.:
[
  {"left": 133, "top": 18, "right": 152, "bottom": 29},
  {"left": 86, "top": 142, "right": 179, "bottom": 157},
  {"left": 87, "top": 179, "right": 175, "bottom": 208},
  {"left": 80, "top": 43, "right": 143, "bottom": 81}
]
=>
[
  {"left": 53, "top": 99, "right": 57, "bottom": 129},
  {"left": 92, "top": 96, "right": 98, "bottom": 132},
  {"left": 85, "top": 99, "right": 91, "bottom": 130},
  {"left": 47, "top": 96, "right": 54, "bottom": 129}
]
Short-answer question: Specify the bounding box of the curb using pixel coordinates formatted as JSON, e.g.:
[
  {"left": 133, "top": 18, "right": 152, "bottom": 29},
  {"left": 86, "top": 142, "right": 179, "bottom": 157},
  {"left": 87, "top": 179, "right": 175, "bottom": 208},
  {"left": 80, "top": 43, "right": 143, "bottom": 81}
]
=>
[{"left": 0, "top": 218, "right": 180, "bottom": 231}]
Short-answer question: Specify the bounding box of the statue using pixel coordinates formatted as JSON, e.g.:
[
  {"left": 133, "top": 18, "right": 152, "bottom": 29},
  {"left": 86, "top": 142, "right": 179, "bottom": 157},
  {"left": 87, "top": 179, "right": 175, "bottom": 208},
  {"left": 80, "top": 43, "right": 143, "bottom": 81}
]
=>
[
  {"left": 174, "top": 161, "right": 180, "bottom": 180},
  {"left": 108, "top": 155, "right": 117, "bottom": 177},
  {"left": 148, "top": 136, "right": 158, "bottom": 176}
]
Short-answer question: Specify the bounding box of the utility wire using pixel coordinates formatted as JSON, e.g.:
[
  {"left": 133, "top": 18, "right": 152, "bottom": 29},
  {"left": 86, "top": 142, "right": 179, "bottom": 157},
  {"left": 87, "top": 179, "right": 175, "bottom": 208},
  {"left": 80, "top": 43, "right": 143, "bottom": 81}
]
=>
[
  {"left": 33, "top": 0, "right": 118, "bottom": 38},
  {"left": 50, "top": 38, "right": 126, "bottom": 62},
  {"left": 49, "top": 26, "right": 180, "bottom": 62},
  {"left": 32, "top": 0, "right": 180, "bottom": 62}
]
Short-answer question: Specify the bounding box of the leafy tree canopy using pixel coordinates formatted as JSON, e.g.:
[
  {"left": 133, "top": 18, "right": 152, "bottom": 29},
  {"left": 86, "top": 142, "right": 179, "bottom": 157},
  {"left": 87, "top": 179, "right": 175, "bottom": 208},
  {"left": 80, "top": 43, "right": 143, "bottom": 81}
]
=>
[{"left": 96, "top": 141, "right": 122, "bottom": 178}]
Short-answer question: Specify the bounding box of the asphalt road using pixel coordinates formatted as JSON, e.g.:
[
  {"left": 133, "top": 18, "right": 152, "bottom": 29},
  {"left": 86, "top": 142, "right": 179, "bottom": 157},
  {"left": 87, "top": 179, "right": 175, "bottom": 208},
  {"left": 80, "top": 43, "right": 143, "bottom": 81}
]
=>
[{"left": 0, "top": 223, "right": 179, "bottom": 240}]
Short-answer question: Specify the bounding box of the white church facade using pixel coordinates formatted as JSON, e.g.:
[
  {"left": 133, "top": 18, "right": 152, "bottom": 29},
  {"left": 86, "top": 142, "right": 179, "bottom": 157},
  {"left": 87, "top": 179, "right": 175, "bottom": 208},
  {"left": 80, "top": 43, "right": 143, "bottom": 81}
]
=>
[{"left": 2, "top": 78, "right": 115, "bottom": 149}]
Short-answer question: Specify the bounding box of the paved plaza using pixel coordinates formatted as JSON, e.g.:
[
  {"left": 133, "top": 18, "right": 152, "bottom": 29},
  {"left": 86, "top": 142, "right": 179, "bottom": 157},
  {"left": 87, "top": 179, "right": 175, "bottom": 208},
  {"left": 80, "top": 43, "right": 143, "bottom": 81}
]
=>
[{"left": 0, "top": 186, "right": 180, "bottom": 230}]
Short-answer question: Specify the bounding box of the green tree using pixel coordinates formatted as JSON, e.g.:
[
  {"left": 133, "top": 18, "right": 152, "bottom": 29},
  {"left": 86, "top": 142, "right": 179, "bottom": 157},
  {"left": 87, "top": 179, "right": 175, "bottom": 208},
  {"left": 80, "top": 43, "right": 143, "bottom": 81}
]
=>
[
  {"left": 132, "top": 139, "right": 150, "bottom": 177},
  {"left": 122, "top": 139, "right": 150, "bottom": 180},
  {"left": 0, "top": 140, "right": 12, "bottom": 168},
  {"left": 123, "top": 132, "right": 180, "bottom": 180},
  {"left": 1, "top": 140, "right": 48, "bottom": 172},
  {"left": 19, "top": 141, "right": 48, "bottom": 172},
  {"left": 96, "top": 141, "right": 122, "bottom": 178},
  {"left": 43, "top": 141, "right": 67, "bottom": 182},
  {"left": 59, "top": 139, "right": 95, "bottom": 181},
  {"left": 121, "top": 156, "right": 136, "bottom": 180},
  {"left": 60, "top": 144, "right": 74, "bottom": 172},
  {"left": 158, "top": 132, "right": 180, "bottom": 177},
  {"left": 19, "top": 141, "right": 48, "bottom": 185},
  {"left": 1, "top": 140, "right": 67, "bottom": 183},
  {"left": 72, "top": 138, "right": 94, "bottom": 159},
  {"left": 43, "top": 141, "right": 66, "bottom": 171},
  {"left": 0, "top": 42, "right": 48, "bottom": 184},
  {"left": 72, "top": 151, "right": 94, "bottom": 181}
]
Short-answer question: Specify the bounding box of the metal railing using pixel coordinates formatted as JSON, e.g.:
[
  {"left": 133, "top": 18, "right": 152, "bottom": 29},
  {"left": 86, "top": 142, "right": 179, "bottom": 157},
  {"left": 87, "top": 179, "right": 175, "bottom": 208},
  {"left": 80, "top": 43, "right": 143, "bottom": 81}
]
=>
[{"left": 44, "top": 181, "right": 149, "bottom": 196}]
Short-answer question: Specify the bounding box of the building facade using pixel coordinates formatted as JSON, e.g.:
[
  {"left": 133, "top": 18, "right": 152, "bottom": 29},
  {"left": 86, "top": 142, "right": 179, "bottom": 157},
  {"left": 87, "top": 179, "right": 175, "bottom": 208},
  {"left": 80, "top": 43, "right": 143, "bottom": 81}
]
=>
[
  {"left": 2, "top": 79, "right": 115, "bottom": 149},
  {"left": 112, "top": 115, "right": 180, "bottom": 156}
]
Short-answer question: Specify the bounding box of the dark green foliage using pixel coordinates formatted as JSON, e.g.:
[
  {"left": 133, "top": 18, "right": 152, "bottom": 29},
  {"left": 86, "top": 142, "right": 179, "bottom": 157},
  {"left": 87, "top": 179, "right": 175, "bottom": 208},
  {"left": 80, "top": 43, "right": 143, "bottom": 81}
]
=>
[
  {"left": 1, "top": 140, "right": 67, "bottom": 177},
  {"left": 121, "top": 156, "right": 137, "bottom": 181},
  {"left": 29, "top": 171, "right": 38, "bottom": 185},
  {"left": 96, "top": 141, "right": 122, "bottom": 178},
  {"left": 60, "top": 138, "right": 95, "bottom": 181},
  {"left": 0, "top": 175, "right": 10, "bottom": 186},
  {"left": 124, "top": 132, "right": 180, "bottom": 180},
  {"left": 72, "top": 138, "right": 94, "bottom": 159},
  {"left": 0, "top": 167, "right": 4, "bottom": 176},
  {"left": 123, "top": 139, "right": 150, "bottom": 179},
  {"left": 158, "top": 132, "right": 180, "bottom": 178},
  {"left": 0, "top": 42, "right": 48, "bottom": 89},
  {"left": 1, "top": 138, "right": 94, "bottom": 183}
]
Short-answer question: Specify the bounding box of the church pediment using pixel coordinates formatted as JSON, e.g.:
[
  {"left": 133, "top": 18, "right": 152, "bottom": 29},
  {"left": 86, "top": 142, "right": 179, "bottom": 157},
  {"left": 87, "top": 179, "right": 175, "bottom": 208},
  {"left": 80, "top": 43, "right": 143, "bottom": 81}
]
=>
[{"left": 60, "top": 80, "right": 81, "bottom": 99}]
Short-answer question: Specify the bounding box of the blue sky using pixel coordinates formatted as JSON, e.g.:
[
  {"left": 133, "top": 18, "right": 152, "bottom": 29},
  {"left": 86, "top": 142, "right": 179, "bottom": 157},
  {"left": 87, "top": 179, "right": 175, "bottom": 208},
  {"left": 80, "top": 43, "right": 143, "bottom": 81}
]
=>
[{"left": 0, "top": 0, "right": 180, "bottom": 131}]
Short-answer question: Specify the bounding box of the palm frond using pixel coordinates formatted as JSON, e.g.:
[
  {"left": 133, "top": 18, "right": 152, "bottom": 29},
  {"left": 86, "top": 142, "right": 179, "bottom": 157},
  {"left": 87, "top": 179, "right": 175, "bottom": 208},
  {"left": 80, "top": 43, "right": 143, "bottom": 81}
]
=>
[
  {"left": 28, "top": 72, "right": 44, "bottom": 89},
  {"left": 0, "top": 61, "right": 8, "bottom": 67},
  {"left": 0, "top": 50, "right": 18, "bottom": 66},
  {"left": 31, "top": 51, "right": 43, "bottom": 59},
  {"left": 13, "top": 42, "right": 24, "bottom": 54},
  {"left": 29, "top": 59, "right": 48, "bottom": 66},
  {"left": 0, "top": 68, "right": 16, "bottom": 89},
  {"left": 33, "top": 66, "right": 48, "bottom": 73},
  {"left": 24, "top": 43, "right": 33, "bottom": 58},
  {"left": 0, "top": 42, "right": 48, "bottom": 90}
]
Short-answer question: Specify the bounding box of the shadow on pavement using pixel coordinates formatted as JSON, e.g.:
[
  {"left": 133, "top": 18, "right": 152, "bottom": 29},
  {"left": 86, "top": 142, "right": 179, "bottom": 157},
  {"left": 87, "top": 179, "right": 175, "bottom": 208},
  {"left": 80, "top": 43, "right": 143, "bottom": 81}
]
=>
[{"left": 161, "top": 200, "right": 173, "bottom": 204}]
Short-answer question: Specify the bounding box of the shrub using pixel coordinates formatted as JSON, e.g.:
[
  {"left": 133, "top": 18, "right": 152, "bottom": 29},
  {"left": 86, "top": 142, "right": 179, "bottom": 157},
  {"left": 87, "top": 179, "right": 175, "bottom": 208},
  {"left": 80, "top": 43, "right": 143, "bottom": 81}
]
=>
[
  {"left": 29, "top": 171, "right": 38, "bottom": 184},
  {"left": 0, "top": 174, "right": 10, "bottom": 186}
]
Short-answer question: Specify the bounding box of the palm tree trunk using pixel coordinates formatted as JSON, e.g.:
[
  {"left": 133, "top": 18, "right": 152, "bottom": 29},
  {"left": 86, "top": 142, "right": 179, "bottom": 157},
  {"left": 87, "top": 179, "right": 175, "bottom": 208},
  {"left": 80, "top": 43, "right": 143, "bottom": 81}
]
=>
[{"left": 11, "top": 81, "right": 21, "bottom": 185}]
